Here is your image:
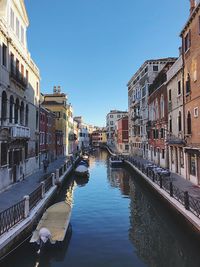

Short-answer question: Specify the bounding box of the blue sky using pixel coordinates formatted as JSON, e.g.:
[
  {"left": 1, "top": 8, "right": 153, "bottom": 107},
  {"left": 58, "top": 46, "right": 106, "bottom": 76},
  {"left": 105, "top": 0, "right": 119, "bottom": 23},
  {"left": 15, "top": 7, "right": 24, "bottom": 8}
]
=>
[{"left": 25, "top": 0, "right": 189, "bottom": 126}]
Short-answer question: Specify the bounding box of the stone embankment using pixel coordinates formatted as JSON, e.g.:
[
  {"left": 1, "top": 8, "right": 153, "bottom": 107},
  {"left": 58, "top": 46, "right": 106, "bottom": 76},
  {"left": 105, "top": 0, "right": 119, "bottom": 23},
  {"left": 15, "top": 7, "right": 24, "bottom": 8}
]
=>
[
  {"left": 0, "top": 156, "right": 79, "bottom": 261},
  {"left": 103, "top": 145, "right": 200, "bottom": 238}
]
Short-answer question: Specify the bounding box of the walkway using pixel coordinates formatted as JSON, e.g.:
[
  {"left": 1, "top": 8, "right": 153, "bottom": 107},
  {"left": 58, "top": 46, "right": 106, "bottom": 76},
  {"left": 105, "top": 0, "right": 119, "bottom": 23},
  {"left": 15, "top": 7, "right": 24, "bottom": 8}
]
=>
[
  {"left": 128, "top": 155, "right": 200, "bottom": 200},
  {"left": 0, "top": 157, "right": 68, "bottom": 212}
]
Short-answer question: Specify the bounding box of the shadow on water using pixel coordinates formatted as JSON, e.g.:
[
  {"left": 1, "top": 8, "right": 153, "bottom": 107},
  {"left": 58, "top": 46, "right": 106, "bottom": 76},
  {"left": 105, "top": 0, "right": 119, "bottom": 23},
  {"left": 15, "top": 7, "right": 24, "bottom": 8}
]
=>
[{"left": 128, "top": 167, "right": 200, "bottom": 267}]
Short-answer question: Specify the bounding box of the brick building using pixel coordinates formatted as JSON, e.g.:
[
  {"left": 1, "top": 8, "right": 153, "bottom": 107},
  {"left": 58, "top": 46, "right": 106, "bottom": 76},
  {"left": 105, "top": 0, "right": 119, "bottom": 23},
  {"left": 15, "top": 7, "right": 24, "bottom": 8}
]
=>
[
  {"left": 180, "top": 0, "right": 200, "bottom": 184},
  {"left": 116, "top": 116, "right": 129, "bottom": 154}
]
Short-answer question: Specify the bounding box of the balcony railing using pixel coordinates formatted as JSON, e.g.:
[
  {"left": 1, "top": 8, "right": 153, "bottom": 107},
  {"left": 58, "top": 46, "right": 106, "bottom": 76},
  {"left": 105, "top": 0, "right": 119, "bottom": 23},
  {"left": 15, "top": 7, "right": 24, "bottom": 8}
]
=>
[
  {"left": 10, "top": 65, "right": 27, "bottom": 89},
  {"left": 11, "top": 125, "right": 30, "bottom": 139}
]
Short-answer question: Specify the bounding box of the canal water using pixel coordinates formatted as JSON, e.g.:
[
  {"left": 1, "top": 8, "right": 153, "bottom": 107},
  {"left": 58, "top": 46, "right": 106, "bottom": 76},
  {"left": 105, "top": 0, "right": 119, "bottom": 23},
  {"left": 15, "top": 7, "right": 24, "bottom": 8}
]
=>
[{"left": 2, "top": 149, "right": 200, "bottom": 267}]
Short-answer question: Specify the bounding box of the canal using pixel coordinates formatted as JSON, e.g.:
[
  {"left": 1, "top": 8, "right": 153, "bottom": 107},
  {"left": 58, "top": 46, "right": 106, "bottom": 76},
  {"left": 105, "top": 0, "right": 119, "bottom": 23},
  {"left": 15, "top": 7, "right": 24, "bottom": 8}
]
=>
[{"left": 2, "top": 149, "right": 200, "bottom": 267}]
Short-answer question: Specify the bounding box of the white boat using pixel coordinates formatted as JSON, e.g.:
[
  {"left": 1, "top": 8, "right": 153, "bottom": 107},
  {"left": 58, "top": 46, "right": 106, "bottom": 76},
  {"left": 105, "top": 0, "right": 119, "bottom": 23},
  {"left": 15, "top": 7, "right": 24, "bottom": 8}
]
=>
[
  {"left": 30, "top": 201, "right": 72, "bottom": 254},
  {"left": 74, "top": 165, "right": 89, "bottom": 177},
  {"left": 109, "top": 156, "right": 124, "bottom": 167},
  {"left": 82, "top": 154, "right": 89, "bottom": 161}
]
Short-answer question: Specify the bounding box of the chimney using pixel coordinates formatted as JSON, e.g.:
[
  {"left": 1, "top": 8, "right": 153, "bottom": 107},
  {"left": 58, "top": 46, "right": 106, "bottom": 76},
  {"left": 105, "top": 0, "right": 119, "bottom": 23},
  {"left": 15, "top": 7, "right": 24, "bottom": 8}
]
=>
[
  {"left": 53, "top": 86, "right": 57, "bottom": 94},
  {"left": 190, "top": 0, "right": 196, "bottom": 15},
  {"left": 57, "top": 86, "right": 61, "bottom": 93}
]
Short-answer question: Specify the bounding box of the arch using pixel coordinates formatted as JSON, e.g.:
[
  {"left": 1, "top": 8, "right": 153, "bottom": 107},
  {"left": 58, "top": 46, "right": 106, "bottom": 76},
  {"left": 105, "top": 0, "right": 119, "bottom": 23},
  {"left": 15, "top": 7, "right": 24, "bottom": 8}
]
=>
[
  {"left": 1, "top": 91, "right": 7, "bottom": 121},
  {"left": 15, "top": 98, "right": 19, "bottom": 124},
  {"left": 187, "top": 111, "right": 192, "bottom": 134},
  {"left": 9, "top": 95, "right": 14, "bottom": 123},
  {"left": 20, "top": 101, "right": 24, "bottom": 125}
]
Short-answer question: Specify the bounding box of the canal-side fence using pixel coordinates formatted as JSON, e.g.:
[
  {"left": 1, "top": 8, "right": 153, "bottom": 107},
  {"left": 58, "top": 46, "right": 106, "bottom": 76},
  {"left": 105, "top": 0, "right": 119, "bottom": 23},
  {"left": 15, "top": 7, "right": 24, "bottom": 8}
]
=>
[
  {"left": 124, "top": 156, "right": 200, "bottom": 219},
  {"left": 0, "top": 160, "right": 73, "bottom": 237}
]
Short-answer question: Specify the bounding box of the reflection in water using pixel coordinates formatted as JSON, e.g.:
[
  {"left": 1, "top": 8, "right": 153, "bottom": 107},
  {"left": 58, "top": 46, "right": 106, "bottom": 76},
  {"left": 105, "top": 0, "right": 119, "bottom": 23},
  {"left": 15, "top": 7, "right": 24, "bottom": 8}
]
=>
[
  {"left": 2, "top": 149, "right": 200, "bottom": 267},
  {"left": 129, "top": 178, "right": 200, "bottom": 267}
]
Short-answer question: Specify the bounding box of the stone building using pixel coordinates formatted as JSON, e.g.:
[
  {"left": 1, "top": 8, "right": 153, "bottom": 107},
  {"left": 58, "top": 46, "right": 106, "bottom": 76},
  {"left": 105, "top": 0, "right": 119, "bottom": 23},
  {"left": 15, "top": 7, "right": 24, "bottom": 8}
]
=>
[
  {"left": 127, "top": 59, "right": 174, "bottom": 158},
  {"left": 180, "top": 0, "right": 200, "bottom": 184},
  {"left": 0, "top": 0, "right": 40, "bottom": 191},
  {"left": 74, "top": 116, "right": 90, "bottom": 150},
  {"left": 148, "top": 60, "right": 176, "bottom": 168},
  {"left": 166, "top": 56, "right": 186, "bottom": 177}
]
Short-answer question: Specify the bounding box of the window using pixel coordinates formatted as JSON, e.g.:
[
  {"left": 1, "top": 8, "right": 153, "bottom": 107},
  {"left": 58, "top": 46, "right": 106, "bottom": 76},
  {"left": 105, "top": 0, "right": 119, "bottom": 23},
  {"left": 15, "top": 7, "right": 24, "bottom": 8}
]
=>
[
  {"left": 1, "top": 143, "right": 8, "bottom": 166},
  {"left": 187, "top": 111, "right": 192, "bottom": 134},
  {"left": 9, "top": 96, "right": 14, "bottom": 123},
  {"left": 26, "top": 70, "right": 29, "bottom": 83},
  {"left": 2, "top": 44, "right": 7, "bottom": 67},
  {"left": 110, "top": 115, "right": 113, "bottom": 118},
  {"left": 160, "top": 128, "right": 164, "bottom": 139},
  {"left": 160, "top": 95, "right": 164, "bottom": 118},
  {"left": 178, "top": 81, "right": 181, "bottom": 95},
  {"left": 110, "top": 121, "right": 113, "bottom": 125},
  {"left": 21, "top": 26, "right": 24, "bottom": 44},
  {"left": 16, "top": 18, "right": 19, "bottom": 38},
  {"left": 194, "top": 107, "right": 199, "bottom": 118},
  {"left": 189, "top": 154, "right": 196, "bottom": 176},
  {"left": 184, "top": 30, "right": 191, "bottom": 52},
  {"left": 178, "top": 111, "right": 182, "bottom": 132},
  {"left": 15, "top": 98, "right": 19, "bottom": 124},
  {"left": 180, "top": 148, "right": 184, "bottom": 168},
  {"left": 169, "top": 116, "right": 172, "bottom": 133},
  {"left": 25, "top": 104, "right": 29, "bottom": 126},
  {"left": 117, "top": 115, "right": 121, "bottom": 118},
  {"left": 199, "top": 16, "right": 200, "bottom": 35},
  {"left": 168, "top": 89, "right": 172, "bottom": 102},
  {"left": 16, "top": 59, "right": 19, "bottom": 77},
  {"left": 153, "top": 65, "right": 158, "bottom": 72},
  {"left": 21, "top": 64, "right": 24, "bottom": 77},
  {"left": 154, "top": 148, "right": 156, "bottom": 157},
  {"left": 186, "top": 74, "right": 191, "bottom": 94},
  {"left": 162, "top": 149, "right": 165, "bottom": 159},
  {"left": 171, "top": 147, "right": 174, "bottom": 164},
  {"left": 10, "top": 8, "right": 14, "bottom": 30},
  {"left": 1, "top": 91, "right": 7, "bottom": 121}
]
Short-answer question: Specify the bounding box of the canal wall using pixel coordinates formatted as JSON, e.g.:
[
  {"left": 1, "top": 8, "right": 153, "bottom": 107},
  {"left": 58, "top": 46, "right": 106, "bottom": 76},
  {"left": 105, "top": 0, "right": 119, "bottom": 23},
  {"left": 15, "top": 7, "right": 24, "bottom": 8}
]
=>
[
  {"left": 0, "top": 158, "right": 78, "bottom": 261},
  {"left": 104, "top": 146, "right": 200, "bottom": 238},
  {"left": 125, "top": 160, "right": 200, "bottom": 238}
]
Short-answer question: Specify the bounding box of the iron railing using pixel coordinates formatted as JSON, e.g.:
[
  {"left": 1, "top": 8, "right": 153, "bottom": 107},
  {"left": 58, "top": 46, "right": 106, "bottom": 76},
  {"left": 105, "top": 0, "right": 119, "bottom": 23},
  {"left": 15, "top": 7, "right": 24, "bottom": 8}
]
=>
[
  {"left": 44, "top": 175, "right": 53, "bottom": 193},
  {"left": 29, "top": 185, "right": 43, "bottom": 211},
  {"left": 0, "top": 199, "right": 25, "bottom": 235},
  {"left": 125, "top": 156, "right": 200, "bottom": 219}
]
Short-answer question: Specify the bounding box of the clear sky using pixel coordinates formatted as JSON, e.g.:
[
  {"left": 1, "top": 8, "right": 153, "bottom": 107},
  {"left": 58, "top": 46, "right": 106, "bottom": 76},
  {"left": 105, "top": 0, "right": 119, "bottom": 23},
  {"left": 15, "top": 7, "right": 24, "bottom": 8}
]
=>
[{"left": 25, "top": 0, "right": 189, "bottom": 127}]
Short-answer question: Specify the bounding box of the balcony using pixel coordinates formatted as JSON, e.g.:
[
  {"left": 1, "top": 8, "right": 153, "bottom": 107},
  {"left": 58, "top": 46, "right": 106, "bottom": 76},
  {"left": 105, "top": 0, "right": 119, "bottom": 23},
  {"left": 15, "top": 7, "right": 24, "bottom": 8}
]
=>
[
  {"left": 11, "top": 125, "right": 30, "bottom": 139},
  {"left": 167, "top": 133, "right": 186, "bottom": 145},
  {"left": 10, "top": 65, "right": 27, "bottom": 89}
]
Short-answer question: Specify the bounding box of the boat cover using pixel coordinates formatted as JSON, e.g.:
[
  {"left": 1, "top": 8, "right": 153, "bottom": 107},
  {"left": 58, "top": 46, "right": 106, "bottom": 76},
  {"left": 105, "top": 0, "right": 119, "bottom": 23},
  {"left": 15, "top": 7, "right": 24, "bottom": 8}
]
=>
[
  {"left": 75, "top": 165, "right": 88, "bottom": 173},
  {"left": 30, "top": 201, "right": 71, "bottom": 244}
]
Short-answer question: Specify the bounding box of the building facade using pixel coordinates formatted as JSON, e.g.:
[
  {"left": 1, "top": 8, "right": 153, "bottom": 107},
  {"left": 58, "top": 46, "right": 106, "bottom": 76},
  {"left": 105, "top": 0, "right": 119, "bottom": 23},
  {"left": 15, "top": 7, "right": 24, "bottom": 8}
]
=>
[
  {"left": 106, "top": 110, "right": 128, "bottom": 145},
  {"left": 0, "top": 0, "right": 40, "bottom": 191},
  {"left": 39, "top": 106, "right": 56, "bottom": 164},
  {"left": 127, "top": 59, "right": 175, "bottom": 158},
  {"left": 74, "top": 116, "right": 90, "bottom": 150},
  {"left": 116, "top": 116, "right": 129, "bottom": 154},
  {"left": 180, "top": 0, "right": 200, "bottom": 184},
  {"left": 42, "top": 86, "right": 69, "bottom": 156},
  {"left": 166, "top": 56, "right": 186, "bottom": 177},
  {"left": 148, "top": 61, "right": 176, "bottom": 168}
]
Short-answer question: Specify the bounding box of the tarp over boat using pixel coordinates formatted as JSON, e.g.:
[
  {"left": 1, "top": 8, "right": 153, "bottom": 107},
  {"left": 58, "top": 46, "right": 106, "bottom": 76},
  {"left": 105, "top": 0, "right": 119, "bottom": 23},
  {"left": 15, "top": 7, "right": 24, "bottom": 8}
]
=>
[{"left": 30, "top": 201, "right": 71, "bottom": 244}]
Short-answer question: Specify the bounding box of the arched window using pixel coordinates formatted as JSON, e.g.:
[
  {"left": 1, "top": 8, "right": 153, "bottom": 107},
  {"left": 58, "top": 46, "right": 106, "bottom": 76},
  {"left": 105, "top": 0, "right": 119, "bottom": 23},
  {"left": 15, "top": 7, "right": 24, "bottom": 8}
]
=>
[
  {"left": 160, "top": 95, "right": 164, "bottom": 118},
  {"left": 25, "top": 104, "right": 29, "bottom": 126},
  {"left": 155, "top": 100, "right": 159, "bottom": 120},
  {"left": 15, "top": 98, "right": 19, "bottom": 124},
  {"left": 187, "top": 111, "right": 192, "bottom": 134},
  {"left": 20, "top": 101, "right": 24, "bottom": 125},
  {"left": 1, "top": 91, "right": 7, "bottom": 121},
  {"left": 186, "top": 73, "right": 191, "bottom": 94},
  {"left": 169, "top": 115, "right": 172, "bottom": 133},
  {"left": 9, "top": 95, "right": 14, "bottom": 123},
  {"left": 178, "top": 111, "right": 182, "bottom": 132}
]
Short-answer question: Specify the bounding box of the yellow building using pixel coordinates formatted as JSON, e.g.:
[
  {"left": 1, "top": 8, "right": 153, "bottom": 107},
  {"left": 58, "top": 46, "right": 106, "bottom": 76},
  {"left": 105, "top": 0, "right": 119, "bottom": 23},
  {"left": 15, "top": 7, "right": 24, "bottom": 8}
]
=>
[{"left": 42, "top": 86, "right": 69, "bottom": 156}]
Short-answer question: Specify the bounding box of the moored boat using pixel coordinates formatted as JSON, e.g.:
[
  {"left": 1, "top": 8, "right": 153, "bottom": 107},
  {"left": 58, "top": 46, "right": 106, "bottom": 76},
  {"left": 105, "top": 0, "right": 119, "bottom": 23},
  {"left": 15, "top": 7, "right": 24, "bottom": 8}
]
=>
[
  {"left": 30, "top": 201, "right": 72, "bottom": 254},
  {"left": 109, "top": 156, "right": 124, "bottom": 167},
  {"left": 74, "top": 165, "right": 89, "bottom": 177}
]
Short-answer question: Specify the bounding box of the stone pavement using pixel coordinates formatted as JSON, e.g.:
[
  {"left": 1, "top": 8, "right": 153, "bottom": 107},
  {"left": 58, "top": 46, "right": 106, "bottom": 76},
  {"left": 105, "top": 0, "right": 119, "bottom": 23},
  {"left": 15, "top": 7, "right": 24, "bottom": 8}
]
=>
[
  {"left": 0, "top": 157, "right": 68, "bottom": 212},
  {"left": 127, "top": 155, "right": 200, "bottom": 200}
]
